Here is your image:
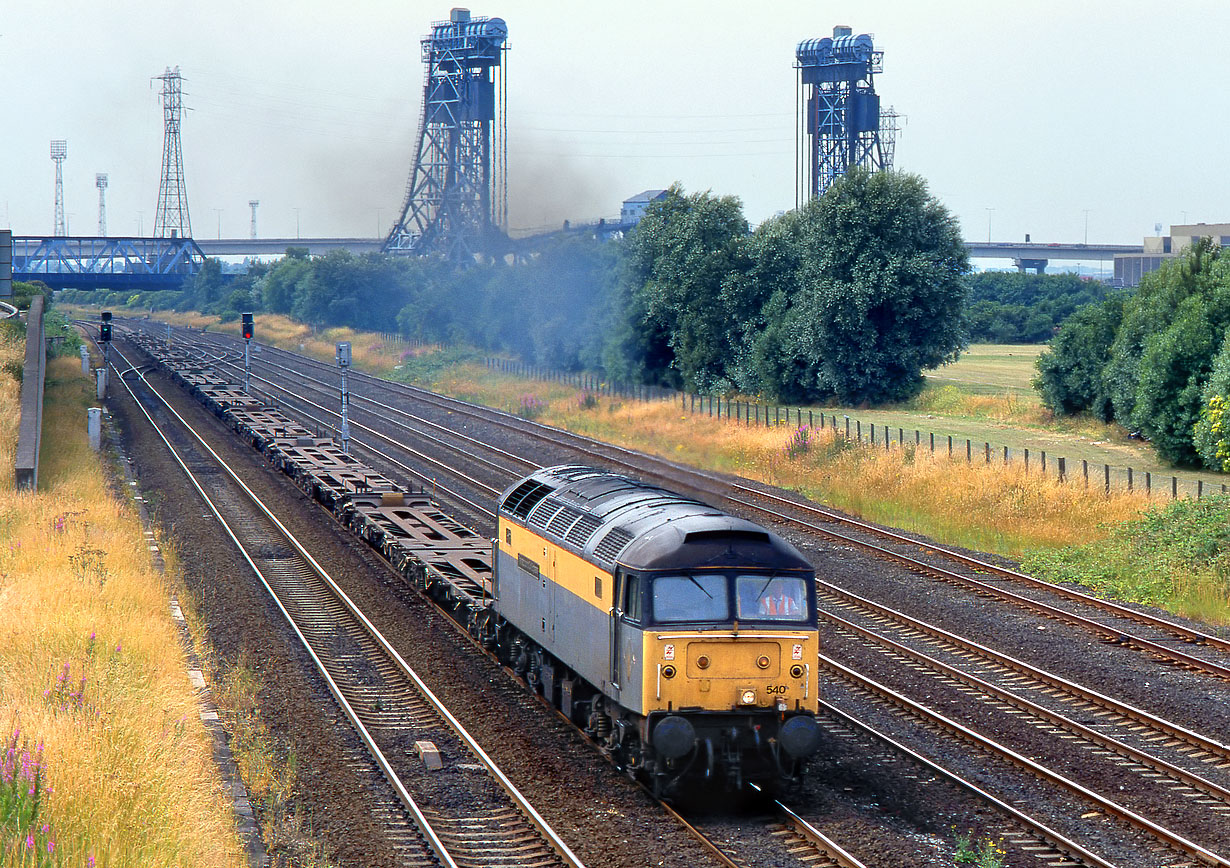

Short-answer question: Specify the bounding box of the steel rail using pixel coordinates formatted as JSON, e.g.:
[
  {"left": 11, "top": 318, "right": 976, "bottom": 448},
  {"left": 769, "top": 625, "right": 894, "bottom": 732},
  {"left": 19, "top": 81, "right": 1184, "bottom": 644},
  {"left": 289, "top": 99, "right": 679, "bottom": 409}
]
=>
[
  {"left": 154, "top": 328, "right": 893, "bottom": 868},
  {"left": 817, "top": 580, "right": 1230, "bottom": 760},
  {"left": 190, "top": 328, "right": 1230, "bottom": 658},
  {"left": 105, "top": 346, "right": 462, "bottom": 868},
  {"left": 822, "top": 656, "right": 1230, "bottom": 867},
  {"left": 106, "top": 340, "right": 587, "bottom": 868},
  {"left": 746, "top": 783, "right": 870, "bottom": 868},
  {"left": 821, "top": 606, "right": 1230, "bottom": 803},
  {"left": 163, "top": 325, "right": 1230, "bottom": 680},
  {"left": 816, "top": 700, "right": 1119, "bottom": 868}
]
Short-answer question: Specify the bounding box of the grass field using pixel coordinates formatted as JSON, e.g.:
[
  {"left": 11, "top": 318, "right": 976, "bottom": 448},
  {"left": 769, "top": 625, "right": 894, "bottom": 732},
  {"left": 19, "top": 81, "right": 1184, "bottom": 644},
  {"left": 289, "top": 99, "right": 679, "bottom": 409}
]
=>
[{"left": 926, "top": 343, "right": 1047, "bottom": 393}]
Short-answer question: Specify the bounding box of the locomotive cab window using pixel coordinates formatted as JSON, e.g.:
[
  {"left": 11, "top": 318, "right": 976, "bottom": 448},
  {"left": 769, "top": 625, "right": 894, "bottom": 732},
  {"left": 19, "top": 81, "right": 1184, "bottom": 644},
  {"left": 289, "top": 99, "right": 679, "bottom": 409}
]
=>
[
  {"left": 651, "top": 574, "right": 729, "bottom": 623},
  {"left": 736, "top": 575, "right": 810, "bottom": 622},
  {"left": 621, "top": 573, "right": 643, "bottom": 623}
]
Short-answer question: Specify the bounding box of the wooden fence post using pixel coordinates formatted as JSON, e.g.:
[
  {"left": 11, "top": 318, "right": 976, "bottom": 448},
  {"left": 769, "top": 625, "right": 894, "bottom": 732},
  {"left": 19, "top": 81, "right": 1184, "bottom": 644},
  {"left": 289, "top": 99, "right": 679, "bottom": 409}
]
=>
[
  {"left": 1198, "top": 480, "right": 1204, "bottom": 499},
  {"left": 1041, "top": 451, "right": 1047, "bottom": 473},
  {"left": 1025, "top": 448, "right": 1030, "bottom": 470},
  {"left": 1172, "top": 476, "right": 1178, "bottom": 499},
  {"left": 871, "top": 423, "right": 876, "bottom": 443},
  {"left": 929, "top": 432, "right": 934, "bottom": 452},
  {"left": 1058, "top": 457, "right": 1066, "bottom": 481},
  {"left": 1082, "top": 459, "right": 1088, "bottom": 487},
  {"left": 947, "top": 435, "right": 953, "bottom": 457},
  {"left": 1145, "top": 471, "right": 1151, "bottom": 495},
  {"left": 966, "top": 439, "right": 971, "bottom": 461},
  {"left": 1003, "top": 445, "right": 1009, "bottom": 464},
  {"left": 856, "top": 420, "right": 861, "bottom": 441},
  {"left": 1127, "top": 467, "right": 1133, "bottom": 491},
  {"left": 1104, "top": 464, "right": 1110, "bottom": 494},
  {"left": 985, "top": 442, "right": 991, "bottom": 463}
]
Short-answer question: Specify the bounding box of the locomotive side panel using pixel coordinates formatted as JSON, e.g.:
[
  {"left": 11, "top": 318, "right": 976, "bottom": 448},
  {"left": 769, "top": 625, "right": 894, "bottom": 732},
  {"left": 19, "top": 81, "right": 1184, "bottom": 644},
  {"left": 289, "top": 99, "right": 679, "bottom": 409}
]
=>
[{"left": 497, "top": 519, "right": 618, "bottom": 699}]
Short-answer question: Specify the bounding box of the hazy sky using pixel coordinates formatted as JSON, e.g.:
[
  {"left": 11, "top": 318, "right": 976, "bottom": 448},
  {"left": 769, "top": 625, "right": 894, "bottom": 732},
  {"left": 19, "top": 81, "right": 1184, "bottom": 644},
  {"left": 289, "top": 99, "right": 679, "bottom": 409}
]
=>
[{"left": 3, "top": 1, "right": 1227, "bottom": 249}]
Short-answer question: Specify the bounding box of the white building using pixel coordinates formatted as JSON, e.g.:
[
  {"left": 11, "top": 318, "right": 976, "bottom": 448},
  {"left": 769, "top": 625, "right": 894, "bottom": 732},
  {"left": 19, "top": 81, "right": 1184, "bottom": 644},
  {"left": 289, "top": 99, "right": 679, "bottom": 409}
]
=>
[{"left": 620, "top": 189, "right": 668, "bottom": 226}]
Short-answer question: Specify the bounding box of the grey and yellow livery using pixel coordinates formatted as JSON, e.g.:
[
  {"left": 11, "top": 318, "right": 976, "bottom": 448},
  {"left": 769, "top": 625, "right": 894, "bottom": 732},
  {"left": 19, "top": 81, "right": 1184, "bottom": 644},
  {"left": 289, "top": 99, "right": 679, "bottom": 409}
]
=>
[{"left": 495, "top": 465, "right": 823, "bottom": 794}]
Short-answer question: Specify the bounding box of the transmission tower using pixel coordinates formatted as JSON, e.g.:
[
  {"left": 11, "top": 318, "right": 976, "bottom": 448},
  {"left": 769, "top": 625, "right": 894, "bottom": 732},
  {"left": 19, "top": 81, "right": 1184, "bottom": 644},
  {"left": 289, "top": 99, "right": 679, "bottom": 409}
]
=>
[
  {"left": 249, "top": 200, "right": 259, "bottom": 239},
  {"left": 796, "top": 26, "right": 896, "bottom": 203},
  {"left": 153, "top": 66, "right": 192, "bottom": 238},
  {"left": 96, "top": 174, "right": 109, "bottom": 237},
  {"left": 385, "top": 8, "right": 509, "bottom": 260},
  {"left": 50, "top": 140, "right": 67, "bottom": 236}
]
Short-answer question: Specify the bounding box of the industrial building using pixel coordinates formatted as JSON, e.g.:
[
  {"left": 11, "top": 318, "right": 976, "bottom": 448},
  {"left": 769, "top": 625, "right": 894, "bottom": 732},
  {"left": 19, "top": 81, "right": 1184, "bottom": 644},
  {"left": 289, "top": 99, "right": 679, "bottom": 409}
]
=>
[{"left": 1114, "top": 223, "right": 1230, "bottom": 287}]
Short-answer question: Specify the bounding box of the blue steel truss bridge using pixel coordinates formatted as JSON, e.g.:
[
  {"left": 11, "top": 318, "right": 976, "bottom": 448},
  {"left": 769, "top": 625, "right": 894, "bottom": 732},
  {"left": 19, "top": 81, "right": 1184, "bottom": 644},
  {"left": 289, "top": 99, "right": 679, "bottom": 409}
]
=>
[{"left": 12, "top": 236, "right": 206, "bottom": 290}]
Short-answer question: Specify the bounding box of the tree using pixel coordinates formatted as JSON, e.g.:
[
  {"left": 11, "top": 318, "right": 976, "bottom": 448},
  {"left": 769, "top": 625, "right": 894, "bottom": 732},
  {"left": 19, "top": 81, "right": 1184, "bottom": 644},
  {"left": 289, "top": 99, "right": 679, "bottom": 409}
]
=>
[
  {"left": 965, "top": 272, "right": 1109, "bottom": 343},
  {"left": 619, "top": 185, "right": 752, "bottom": 390},
  {"left": 1193, "top": 335, "right": 1230, "bottom": 470},
  {"left": 747, "top": 169, "right": 969, "bottom": 404},
  {"left": 1034, "top": 296, "right": 1123, "bottom": 418}
]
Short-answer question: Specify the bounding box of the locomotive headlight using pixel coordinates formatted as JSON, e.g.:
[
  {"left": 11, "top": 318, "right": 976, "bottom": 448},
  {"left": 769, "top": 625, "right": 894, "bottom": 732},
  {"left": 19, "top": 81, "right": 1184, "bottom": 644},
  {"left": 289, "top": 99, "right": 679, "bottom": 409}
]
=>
[
  {"left": 790, "top": 664, "right": 805, "bottom": 679},
  {"left": 739, "top": 688, "right": 757, "bottom": 706},
  {"left": 696, "top": 655, "right": 711, "bottom": 670},
  {"left": 662, "top": 665, "right": 677, "bottom": 679},
  {"left": 756, "top": 655, "right": 771, "bottom": 670}
]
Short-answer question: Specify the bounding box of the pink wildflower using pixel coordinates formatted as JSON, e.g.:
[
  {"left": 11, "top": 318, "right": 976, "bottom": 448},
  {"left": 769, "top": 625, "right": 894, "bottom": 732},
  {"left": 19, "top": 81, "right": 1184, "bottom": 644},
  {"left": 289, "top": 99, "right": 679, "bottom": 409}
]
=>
[{"left": 25, "top": 833, "right": 33, "bottom": 849}]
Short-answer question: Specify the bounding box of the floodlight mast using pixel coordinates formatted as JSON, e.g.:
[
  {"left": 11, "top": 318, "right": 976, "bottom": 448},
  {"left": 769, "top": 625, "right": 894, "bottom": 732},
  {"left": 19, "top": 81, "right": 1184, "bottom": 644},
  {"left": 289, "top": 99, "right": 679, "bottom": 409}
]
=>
[
  {"left": 96, "top": 174, "right": 109, "bottom": 237},
  {"left": 50, "top": 141, "right": 68, "bottom": 236}
]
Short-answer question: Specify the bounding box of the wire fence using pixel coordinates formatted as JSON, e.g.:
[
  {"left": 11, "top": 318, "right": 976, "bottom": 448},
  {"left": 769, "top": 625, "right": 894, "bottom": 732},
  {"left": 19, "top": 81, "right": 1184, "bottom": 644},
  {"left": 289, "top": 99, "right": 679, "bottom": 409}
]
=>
[{"left": 485, "top": 356, "right": 1230, "bottom": 501}]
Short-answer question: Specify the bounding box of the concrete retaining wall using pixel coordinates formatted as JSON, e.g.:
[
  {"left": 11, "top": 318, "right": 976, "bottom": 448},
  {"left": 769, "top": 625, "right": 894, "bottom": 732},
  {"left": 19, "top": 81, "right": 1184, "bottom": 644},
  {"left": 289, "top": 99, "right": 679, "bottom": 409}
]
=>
[{"left": 14, "top": 295, "right": 45, "bottom": 490}]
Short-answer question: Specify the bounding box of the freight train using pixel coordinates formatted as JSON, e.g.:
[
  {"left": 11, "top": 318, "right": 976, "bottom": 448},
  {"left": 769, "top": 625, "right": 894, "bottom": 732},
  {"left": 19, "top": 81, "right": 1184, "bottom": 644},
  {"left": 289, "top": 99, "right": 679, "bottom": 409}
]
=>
[{"left": 120, "top": 325, "right": 824, "bottom": 795}]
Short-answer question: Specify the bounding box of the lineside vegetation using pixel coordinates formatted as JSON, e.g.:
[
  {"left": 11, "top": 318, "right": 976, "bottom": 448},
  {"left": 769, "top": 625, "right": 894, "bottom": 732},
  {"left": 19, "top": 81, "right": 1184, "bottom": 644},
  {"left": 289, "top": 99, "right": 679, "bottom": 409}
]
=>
[{"left": 0, "top": 327, "right": 246, "bottom": 867}]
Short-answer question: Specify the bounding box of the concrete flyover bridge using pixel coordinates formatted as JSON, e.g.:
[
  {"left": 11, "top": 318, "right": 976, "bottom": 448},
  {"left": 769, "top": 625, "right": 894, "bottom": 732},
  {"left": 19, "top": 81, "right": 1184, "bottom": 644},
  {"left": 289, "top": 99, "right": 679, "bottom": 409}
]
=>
[{"left": 965, "top": 240, "right": 1142, "bottom": 273}]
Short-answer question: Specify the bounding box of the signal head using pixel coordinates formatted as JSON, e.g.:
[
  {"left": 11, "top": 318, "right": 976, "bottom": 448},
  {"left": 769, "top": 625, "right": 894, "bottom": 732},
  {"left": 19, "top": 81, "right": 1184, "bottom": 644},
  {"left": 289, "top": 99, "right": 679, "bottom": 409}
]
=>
[{"left": 241, "top": 312, "right": 254, "bottom": 340}]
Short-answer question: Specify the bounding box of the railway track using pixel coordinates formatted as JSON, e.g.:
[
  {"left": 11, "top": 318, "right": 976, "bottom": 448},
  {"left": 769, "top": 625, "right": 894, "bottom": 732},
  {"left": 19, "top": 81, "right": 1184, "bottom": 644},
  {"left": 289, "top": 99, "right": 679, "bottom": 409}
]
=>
[
  {"left": 102, "top": 324, "right": 901, "bottom": 868},
  {"left": 170, "top": 325, "right": 1230, "bottom": 680},
  {"left": 821, "top": 659, "right": 1230, "bottom": 866},
  {"left": 105, "top": 338, "right": 586, "bottom": 868},
  {"left": 115, "top": 322, "right": 1230, "bottom": 866}
]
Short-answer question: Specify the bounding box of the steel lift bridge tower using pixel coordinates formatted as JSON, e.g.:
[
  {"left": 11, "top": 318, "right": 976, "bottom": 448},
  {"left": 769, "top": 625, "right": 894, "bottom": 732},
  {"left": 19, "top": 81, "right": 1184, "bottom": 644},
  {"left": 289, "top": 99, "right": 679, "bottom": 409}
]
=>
[
  {"left": 796, "top": 26, "right": 899, "bottom": 203},
  {"left": 385, "top": 8, "right": 508, "bottom": 260}
]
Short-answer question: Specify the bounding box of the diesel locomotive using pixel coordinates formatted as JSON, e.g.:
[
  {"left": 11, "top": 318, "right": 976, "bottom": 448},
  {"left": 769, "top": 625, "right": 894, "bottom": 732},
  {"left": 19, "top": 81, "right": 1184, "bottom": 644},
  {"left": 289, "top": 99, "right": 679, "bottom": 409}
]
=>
[{"left": 494, "top": 465, "right": 823, "bottom": 794}]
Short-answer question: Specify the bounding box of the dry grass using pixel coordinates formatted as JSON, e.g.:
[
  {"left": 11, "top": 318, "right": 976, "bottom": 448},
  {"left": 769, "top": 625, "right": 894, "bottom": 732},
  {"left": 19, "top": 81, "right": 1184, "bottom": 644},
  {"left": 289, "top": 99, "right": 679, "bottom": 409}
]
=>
[
  {"left": 0, "top": 340, "right": 244, "bottom": 866},
  {"left": 525, "top": 384, "right": 1150, "bottom": 558}
]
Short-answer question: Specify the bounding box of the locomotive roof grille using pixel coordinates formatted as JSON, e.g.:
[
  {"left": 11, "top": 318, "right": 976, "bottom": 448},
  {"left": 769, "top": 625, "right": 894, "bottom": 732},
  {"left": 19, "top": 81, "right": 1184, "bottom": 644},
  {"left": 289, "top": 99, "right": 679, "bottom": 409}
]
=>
[
  {"left": 504, "top": 480, "right": 554, "bottom": 518},
  {"left": 527, "top": 499, "right": 565, "bottom": 531},
  {"left": 565, "top": 513, "right": 604, "bottom": 547},
  {"left": 546, "top": 504, "right": 587, "bottom": 537},
  {"left": 593, "top": 527, "right": 634, "bottom": 565}
]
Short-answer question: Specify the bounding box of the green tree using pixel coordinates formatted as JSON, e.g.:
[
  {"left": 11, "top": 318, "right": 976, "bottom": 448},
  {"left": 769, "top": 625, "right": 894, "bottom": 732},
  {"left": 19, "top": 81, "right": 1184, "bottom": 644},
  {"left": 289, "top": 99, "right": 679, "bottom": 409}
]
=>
[
  {"left": 1193, "top": 335, "right": 1230, "bottom": 470},
  {"left": 747, "top": 169, "right": 969, "bottom": 404},
  {"left": 1034, "top": 296, "right": 1123, "bottom": 418},
  {"left": 619, "top": 185, "right": 751, "bottom": 390}
]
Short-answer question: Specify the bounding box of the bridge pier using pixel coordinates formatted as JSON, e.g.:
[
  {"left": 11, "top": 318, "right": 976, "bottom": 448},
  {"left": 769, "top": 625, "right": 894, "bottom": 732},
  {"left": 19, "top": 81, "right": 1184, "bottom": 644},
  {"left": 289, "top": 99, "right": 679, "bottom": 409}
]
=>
[{"left": 1014, "top": 257, "right": 1048, "bottom": 274}]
